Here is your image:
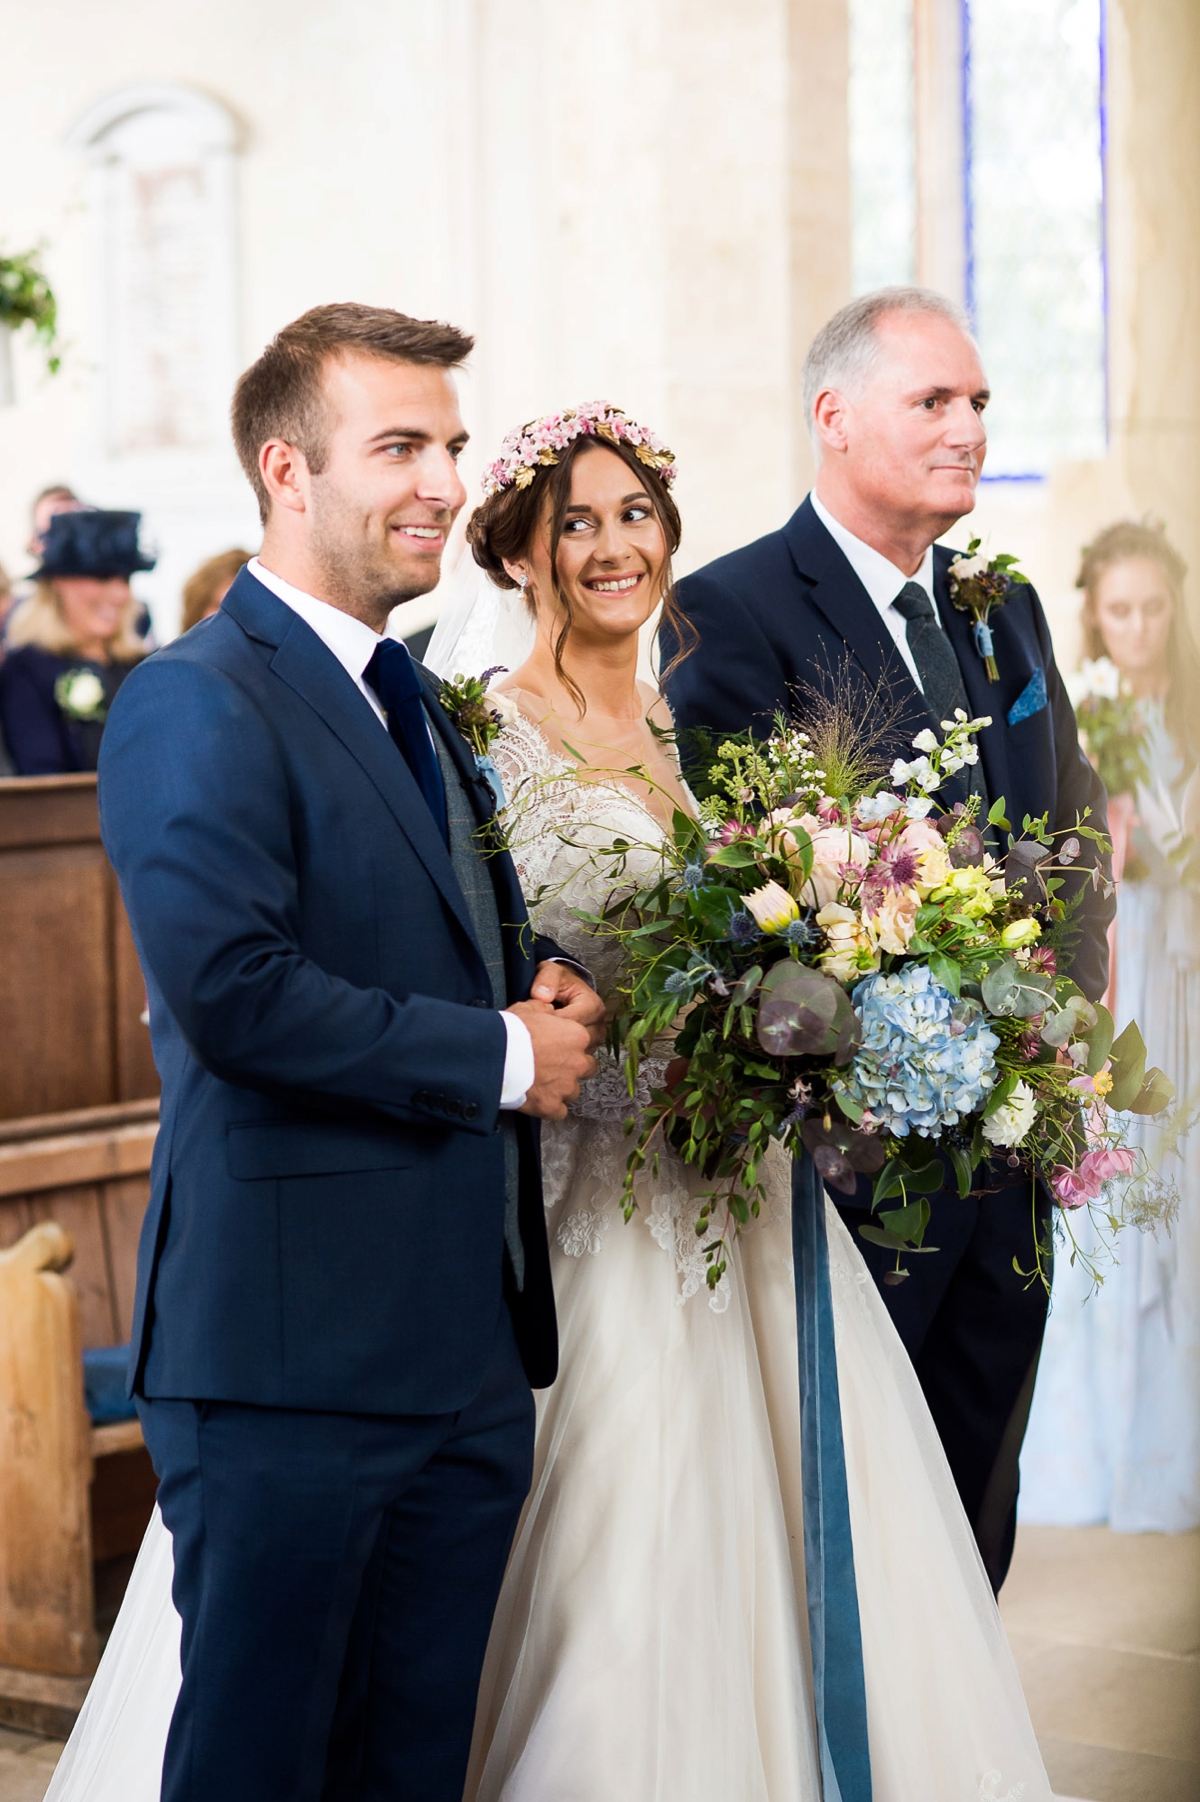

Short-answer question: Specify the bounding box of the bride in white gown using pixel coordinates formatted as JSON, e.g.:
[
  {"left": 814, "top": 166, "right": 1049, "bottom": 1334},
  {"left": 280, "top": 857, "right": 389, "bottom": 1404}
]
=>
[{"left": 47, "top": 410, "right": 1052, "bottom": 1802}]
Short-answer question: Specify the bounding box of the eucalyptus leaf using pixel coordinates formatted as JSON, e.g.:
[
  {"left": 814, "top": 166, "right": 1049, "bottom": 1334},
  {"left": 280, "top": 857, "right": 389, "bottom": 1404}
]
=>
[
  {"left": 981, "top": 958, "right": 1055, "bottom": 1019},
  {"left": 1084, "top": 1003, "right": 1115, "bottom": 1076},
  {"left": 879, "top": 1197, "right": 931, "bottom": 1246},
  {"left": 929, "top": 952, "right": 962, "bottom": 998},
  {"left": 729, "top": 964, "right": 763, "bottom": 1008},
  {"left": 1131, "top": 1065, "right": 1175, "bottom": 1116},
  {"left": 1107, "top": 1019, "right": 1148, "bottom": 1111}
]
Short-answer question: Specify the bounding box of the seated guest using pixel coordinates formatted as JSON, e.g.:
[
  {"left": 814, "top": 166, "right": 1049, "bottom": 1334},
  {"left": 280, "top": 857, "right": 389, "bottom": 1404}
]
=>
[
  {"left": 26, "top": 483, "right": 86, "bottom": 560},
  {"left": 0, "top": 510, "right": 155, "bottom": 775},
  {"left": 179, "top": 546, "right": 252, "bottom": 633}
]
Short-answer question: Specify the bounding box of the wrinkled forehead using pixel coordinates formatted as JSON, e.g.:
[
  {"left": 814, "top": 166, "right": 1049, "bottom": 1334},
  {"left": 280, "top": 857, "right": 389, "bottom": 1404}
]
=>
[{"left": 868, "top": 311, "right": 988, "bottom": 395}]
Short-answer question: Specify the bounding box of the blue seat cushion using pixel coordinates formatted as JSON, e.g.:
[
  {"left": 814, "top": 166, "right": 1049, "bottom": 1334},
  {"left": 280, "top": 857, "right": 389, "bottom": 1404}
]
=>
[{"left": 83, "top": 1344, "right": 137, "bottom": 1424}]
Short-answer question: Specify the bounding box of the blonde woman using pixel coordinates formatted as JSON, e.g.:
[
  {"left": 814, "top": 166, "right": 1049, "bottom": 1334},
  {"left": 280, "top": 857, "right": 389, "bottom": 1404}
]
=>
[
  {"left": 0, "top": 509, "right": 153, "bottom": 775},
  {"left": 1022, "top": 519, "right": 1200, "bottom": 1532},
  {"left": 179, "top": 546, "right": 252, "bottom": 634}
]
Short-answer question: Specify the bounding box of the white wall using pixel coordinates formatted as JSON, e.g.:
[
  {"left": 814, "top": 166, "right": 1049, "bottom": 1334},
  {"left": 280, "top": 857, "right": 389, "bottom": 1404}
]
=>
[{"left": 0, "top": 0, "right": 850, "bottom": 639}]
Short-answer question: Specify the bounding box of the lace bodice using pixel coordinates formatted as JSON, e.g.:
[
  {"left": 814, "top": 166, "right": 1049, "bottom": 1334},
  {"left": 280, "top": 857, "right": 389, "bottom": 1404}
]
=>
[
  {"left": 494, "top": 711, "right": 671, "bottom": 995},
  {"left": 494, "top": 712, "right": 763, "bottom": 1308}
]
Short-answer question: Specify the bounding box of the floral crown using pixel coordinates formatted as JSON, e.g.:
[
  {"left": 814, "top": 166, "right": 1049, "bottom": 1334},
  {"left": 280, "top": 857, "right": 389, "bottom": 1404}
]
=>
[{"left": 480, "top": 400, "right": 678, "bottom": 499}]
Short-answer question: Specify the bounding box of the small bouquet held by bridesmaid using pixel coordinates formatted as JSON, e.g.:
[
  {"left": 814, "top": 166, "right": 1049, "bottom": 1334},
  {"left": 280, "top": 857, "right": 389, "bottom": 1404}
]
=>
[{"left": 589, "top": 702, "right": 1175, "bottom": 1291}]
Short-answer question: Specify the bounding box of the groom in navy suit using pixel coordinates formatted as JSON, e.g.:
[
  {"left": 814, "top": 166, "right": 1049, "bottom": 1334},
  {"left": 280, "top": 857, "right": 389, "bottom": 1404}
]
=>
[
  {"left": 664, "top": 287, "right": 1112, "bottom": 1592},
  {"left": 100, "top": 304, "right": 605, "bottom": 1801}
]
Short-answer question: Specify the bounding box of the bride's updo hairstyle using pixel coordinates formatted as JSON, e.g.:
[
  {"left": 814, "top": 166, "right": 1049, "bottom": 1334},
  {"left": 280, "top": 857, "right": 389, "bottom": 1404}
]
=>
[
  {"left": 466, "top": 404, "right": 694, "bottom": 707},
  {"left": 1077, "top": 516, "right": 1200, "bottom": 766}
]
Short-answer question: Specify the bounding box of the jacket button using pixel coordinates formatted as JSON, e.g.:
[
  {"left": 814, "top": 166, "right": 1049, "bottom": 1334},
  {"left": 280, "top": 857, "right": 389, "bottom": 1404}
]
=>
[
  {"left": 469, "top": 997, "right": 490, "bottom": 1009},
  {"left": 463, "top": 1101, "right": 479, "bottom": 1121}
]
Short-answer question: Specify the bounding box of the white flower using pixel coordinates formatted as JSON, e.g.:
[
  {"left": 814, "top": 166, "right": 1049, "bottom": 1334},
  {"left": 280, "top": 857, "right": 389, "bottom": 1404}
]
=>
[
  {"left": 56, "top": 669, "right": 106, "bottom": 717},
  {"left": 891, "top": 755, "right": 940, "bottom": 791},
  {"left": 486, "top": 688, "right": 521, "bottom": 728},
  {"left": 912, "top": 728, "right": 939, "bottom": 754},
  {"left": 1066, "top": 657, "right": 1121, "bottom": 706},
  {"left": 950, "top": 553, "right": 988, "bottom": 582},
  {"left": 903, "top": 796, "right": 935, "bottom": 820},
  {"left": 855, "top": 792, "right": 903, "bottom": 824},
  {"left": 981, "top": 1079, "right": 1039, "bottom": 1148}
]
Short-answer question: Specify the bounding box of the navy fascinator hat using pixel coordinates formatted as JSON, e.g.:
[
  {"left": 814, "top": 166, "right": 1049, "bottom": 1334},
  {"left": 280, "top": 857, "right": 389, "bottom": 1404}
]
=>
[{"left": 34, "top": 510, "right": 157, "bottom": 580}]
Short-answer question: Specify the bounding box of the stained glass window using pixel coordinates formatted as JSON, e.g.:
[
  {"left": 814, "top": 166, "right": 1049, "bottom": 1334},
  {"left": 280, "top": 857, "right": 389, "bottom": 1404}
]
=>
[
  {"left": 966, "top": 0, "right": 1107, "bottom": 477},
  {"left": 849, "top": 0, "right": 917, "bottom": 293}
]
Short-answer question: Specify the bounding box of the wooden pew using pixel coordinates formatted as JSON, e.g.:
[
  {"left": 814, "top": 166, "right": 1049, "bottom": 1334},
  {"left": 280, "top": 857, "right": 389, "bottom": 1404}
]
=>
[
  {"left": 0, "top": 1101, "right": 158, "bottom": 1736},
  {"left": 0, "top": 775, "right": 157, "bottom": 1122}
]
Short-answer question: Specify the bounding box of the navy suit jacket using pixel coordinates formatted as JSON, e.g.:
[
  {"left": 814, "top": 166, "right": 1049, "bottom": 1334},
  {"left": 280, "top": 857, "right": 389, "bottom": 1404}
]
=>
[
  {"left": 664, "top": 497, "right": 1113, "bottom": 1001},
  {"left": 99, "top": 568, "right": 560, "bottom": 1416}
]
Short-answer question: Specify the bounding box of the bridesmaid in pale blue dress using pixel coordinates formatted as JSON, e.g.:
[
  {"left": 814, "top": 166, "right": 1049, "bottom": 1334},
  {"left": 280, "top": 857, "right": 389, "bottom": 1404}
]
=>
[{"left": 1021, "top": 520, "right": 1200, "bottom": 1532}]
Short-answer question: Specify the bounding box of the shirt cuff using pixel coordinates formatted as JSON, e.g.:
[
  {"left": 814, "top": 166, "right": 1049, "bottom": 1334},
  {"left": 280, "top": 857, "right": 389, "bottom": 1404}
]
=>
[{"left": 499, "top": 1010, "right": 535, "bottom": 1110}]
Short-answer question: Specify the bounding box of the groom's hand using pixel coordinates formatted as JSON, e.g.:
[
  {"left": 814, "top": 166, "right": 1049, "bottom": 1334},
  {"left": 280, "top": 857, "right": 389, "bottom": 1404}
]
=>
[
  {"left": 530, "top": 961, "right": 607, "bottom": 1048},
  {"left": 506, "top": 1001, "right": 597, "bottom": 1120}
]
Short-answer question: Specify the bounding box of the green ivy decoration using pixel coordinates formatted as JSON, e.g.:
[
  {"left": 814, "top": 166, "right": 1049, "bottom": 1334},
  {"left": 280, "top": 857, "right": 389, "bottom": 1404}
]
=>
[{"left": 0, "top": 246, "right": 61, "bottom": 376}]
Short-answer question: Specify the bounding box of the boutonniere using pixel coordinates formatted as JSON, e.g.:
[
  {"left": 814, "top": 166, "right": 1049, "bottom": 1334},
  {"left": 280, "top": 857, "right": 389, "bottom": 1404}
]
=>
[
  {"left": 54, "top": 667, "right": 107, "bottom": 721},
  {"left": 947, "top": 537, "right": 1031, "bottom": 683},
  {"left": 438, "top": 666, "right": 518, "bottom": 810}
]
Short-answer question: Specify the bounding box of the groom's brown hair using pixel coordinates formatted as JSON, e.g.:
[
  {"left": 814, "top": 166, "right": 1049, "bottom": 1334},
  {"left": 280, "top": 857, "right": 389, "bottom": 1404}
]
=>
[{"left": 232, "top": 303, "right": 474, "bottom": 522}]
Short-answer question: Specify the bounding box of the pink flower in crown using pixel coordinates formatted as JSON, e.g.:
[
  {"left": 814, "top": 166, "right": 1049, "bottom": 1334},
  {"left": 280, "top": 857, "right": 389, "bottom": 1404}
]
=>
[{"left": 480, "top": 401, "right": 678, "bottom": 498}]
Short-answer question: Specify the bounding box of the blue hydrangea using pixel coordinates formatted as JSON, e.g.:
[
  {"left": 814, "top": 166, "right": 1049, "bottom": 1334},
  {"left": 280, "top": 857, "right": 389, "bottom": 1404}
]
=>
[{"left": 838, "top": 964, "right": 1000, "bottom": 1138}]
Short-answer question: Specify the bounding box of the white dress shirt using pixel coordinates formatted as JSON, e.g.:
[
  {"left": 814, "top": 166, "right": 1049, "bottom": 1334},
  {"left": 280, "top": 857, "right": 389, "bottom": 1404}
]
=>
[
  {"left": 248, "top": 557, "right": 534, "bottom": 1108},
  {"left": 809, "top": 493, "right": 940, "bottom": 692}
]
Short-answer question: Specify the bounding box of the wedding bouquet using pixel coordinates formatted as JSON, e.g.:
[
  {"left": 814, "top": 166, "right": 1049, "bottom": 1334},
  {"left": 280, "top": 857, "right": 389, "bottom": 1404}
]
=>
[
  {"left": 1067, "top": 656, "right": 1149, "bottom": 799},
  {"left": 585, "top": 703, "right": 1173, "bottom": 1291}
]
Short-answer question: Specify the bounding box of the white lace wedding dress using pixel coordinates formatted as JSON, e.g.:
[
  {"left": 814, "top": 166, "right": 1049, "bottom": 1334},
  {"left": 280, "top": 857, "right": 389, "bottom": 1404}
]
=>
[{"left": 45, "top": 715, "right": 1052, "bottom": 1802}]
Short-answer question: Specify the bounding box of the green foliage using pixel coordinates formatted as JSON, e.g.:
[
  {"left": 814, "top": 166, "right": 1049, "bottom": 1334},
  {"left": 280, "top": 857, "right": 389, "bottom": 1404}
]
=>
[{"left": 0, "top": 246, "right": 60, "bottom": 375}]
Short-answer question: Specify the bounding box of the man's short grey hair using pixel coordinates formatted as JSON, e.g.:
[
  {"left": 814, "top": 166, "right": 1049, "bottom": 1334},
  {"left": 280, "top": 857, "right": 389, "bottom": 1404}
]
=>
[{"left": 801, "top": 286, "right": 975, "bottom": 448}]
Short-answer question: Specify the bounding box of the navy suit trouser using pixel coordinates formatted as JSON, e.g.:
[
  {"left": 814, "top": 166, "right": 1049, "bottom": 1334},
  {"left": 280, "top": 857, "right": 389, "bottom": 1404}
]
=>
[
  {"left": 835, "top": 1173, "right": 1052, "bottom": 1593},
  {"left": 138, "top": 1305, "right": 535, "bottom": 1802}
]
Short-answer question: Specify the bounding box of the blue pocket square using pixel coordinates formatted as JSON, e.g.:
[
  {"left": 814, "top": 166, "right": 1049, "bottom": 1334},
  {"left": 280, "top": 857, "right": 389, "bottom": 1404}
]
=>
[{"left": 1007, "top": 669, "right": 1048, "bottom": 725}]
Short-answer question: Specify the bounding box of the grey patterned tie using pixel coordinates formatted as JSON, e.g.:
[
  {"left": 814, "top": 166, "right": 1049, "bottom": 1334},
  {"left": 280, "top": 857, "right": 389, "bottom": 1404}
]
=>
[
  {"left": 891, "top": 580, "right": 989, "bottom": 817},
  {"left": 891, "top": 581, "right": 970, "bottom": 726}
]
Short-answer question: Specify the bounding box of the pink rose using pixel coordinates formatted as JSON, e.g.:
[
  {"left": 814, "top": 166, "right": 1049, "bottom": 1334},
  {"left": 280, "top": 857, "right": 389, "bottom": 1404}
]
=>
[
  {"left": 795, "top": 815, "right": 873, "bottom": 908},
  {"left": 864, "top": 885, "right": 920, "bottom": 954}
]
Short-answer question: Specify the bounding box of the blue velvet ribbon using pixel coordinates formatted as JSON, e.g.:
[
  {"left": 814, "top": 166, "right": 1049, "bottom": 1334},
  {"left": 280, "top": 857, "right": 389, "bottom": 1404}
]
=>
[
  {"left": 973, "top": 618, "right": 996, "bottom": 661},
  {"left": 791, "top": 1152, "right": 872, "bottom": 1801},
  {"left": 475, "top": 752, "right": 506, "bottom": 812}
]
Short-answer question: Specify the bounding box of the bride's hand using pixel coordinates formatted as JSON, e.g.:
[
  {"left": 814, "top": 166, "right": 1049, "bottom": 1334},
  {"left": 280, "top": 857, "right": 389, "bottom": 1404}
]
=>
[{"left": 530, "top": 961, "right": 607, "bottom": 1048}]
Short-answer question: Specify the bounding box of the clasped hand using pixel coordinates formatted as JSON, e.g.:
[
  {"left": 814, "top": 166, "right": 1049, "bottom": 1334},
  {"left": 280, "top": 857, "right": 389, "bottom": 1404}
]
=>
[{"left": 507, "top": 961, "right": 605, "bottom": 1121}]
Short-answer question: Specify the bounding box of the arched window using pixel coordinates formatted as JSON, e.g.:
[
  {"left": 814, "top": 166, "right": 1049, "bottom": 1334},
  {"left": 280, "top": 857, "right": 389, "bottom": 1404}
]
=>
[
  {"left": 849, "top": 0, "right": 1107, "bottom": 481},
  {"left": 67, "top": 84, "right": 240, "bottom": 459}
]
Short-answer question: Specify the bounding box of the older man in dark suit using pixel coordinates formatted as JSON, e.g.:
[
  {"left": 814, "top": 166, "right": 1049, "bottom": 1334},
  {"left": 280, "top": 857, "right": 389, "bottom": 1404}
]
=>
[{"left": 663, "top": 286, "right": 1111, "bottom": 1592}]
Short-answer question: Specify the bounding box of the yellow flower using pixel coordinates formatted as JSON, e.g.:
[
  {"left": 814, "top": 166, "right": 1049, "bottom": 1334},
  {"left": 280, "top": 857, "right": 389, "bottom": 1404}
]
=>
[
  {"left": 743, "top": 880, "right": 800, "bottom": 934},
  {"left": 816, "top": 902, "right": 880, "bottom": 982},
  {"left": 864, "top": 885, "right": 920, "bottom": 955},
  {"left": 930, "top": 866, "right": 995, "bottom": 919},
  {"left": 1093, "top": 1069, "right": 1114, "bottom": 1096},
  {"left": 1000, "top": 916, "right": 1041, "bottom": 949}
]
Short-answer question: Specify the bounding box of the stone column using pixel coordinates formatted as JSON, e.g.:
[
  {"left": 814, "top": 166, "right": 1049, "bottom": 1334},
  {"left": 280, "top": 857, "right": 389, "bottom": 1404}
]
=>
[{"left": 1108, "top": 0, "right": 1200, "bottom": 614}]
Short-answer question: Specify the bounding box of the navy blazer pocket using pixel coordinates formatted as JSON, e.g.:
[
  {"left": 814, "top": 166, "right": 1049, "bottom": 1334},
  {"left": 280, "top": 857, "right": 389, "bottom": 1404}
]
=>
[
  {"left": 1006, "top": 668, "right": 1048, "bottom": 726},
  {"left": 227, "top": 1121, "right": 414, "bottom": 1179}
]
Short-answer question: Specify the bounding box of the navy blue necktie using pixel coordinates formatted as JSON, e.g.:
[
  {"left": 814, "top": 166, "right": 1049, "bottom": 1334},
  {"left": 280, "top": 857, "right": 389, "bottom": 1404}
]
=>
[{"left": 363, "top": 639, "right": 448, "bottom": 844}]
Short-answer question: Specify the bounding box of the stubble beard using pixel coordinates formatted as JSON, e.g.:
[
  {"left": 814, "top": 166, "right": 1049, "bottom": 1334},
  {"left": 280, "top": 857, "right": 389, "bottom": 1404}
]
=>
[{"left": 308, "top": 487, "right": 442, "bottom": 632}]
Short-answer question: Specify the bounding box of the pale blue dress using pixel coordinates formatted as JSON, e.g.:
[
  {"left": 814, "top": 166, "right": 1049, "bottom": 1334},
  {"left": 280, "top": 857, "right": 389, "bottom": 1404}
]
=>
[{"left": 1020, "top": 703, "right": 1200, "bottom": 1531}]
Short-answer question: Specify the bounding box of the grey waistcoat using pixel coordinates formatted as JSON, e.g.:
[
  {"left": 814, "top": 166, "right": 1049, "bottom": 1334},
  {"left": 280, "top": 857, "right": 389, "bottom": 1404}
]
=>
[{"left": 431, "top": 730, "right": 525, "bottom": 1288}]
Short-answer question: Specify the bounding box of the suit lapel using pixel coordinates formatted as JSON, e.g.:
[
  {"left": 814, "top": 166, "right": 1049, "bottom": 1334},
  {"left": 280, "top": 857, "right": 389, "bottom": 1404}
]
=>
[
  {"left": 222, "top": 572, "right": 479, "bottom": 946},
  {"left": 418, "top": 667, "right": 535, "bottom": 990},
  {"left": 933, "top": 549, "right": 1013, "bottom": 821},
  {"left": 781, "top": 499, "right": 925, "bottom": 711}
]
